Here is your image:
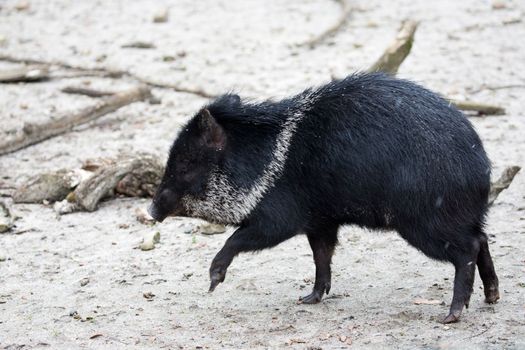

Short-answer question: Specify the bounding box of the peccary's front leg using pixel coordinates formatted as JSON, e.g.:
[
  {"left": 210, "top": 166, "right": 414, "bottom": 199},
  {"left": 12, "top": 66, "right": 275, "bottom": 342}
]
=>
[{"left": 209, "top": 224, "right": 298, "bottom": 292}]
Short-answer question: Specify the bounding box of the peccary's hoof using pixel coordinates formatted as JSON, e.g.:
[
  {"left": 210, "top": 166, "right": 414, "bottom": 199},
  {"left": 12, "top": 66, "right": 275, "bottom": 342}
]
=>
[
  {"left": 484, "top": 289, "right": 500, "bottom": 304},
  {"left": 209, "top": 281, "right": 219, "bottom": 293},
  {"left": 209, "top": 276, "right": 222, "bottom": 292},
  {"left": 442, "top": 312, "right": 461, "bottom": 324},
  {"left": 209, "top": 268, "right": 226, "bottom": 292},
  {"left": 298, "top": 291, "right": 323, "bottom": 304}
]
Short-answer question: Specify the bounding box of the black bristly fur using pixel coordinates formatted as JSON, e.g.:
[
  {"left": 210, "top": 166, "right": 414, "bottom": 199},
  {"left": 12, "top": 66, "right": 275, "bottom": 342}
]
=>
[{"left": 149, "top": 72, "right": 499, "bottom": 323}]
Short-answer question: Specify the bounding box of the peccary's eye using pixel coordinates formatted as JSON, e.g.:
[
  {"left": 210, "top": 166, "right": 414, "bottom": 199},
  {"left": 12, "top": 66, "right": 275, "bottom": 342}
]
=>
[
  {"left": 182, "top": 169, "right": 198, "bottom": 182},
  {"left": 177, "top": 161, "right": 189, "bottom": 175}
]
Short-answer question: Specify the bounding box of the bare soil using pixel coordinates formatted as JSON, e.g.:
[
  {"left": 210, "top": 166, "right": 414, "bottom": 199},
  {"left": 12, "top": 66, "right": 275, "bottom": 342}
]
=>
[{"left": 1, "top": 0, "right": 524, "bottom": 349}]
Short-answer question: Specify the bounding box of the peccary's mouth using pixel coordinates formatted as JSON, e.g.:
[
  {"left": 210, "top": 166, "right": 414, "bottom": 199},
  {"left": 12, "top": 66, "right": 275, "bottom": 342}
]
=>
[{"left": 147, "top": 203, "right": 187, "bottom": 223}]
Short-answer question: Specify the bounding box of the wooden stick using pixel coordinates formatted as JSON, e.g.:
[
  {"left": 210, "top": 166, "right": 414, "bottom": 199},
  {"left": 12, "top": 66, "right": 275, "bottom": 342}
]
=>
[
  {"left": 73, "top": 158, "right": 141, "bottom": 211},
  {"left": 12, "top": 169, "right": 87, "bottom": 203},
  {"left": 299, "top": 0, "right": 352, "bottom": 49},
  {"left": 488, "top": 166, "right": 521, "bottom": 205},
  {"left": 61, "top": 86, "right": 115, "bottom": 98},
  {"left": 0, "top": 85, "right": 151, "bottom": 156},
  {"left": 368, "top": 20, "right": 418, "bottom": 74},
  {"left": 72, "top": 153, "right": 162, "bottom": 211},
  {"left": 449, "top": 99, "right": 506, "bottom": 116},
  {"left": 13, "top": 154, "right": 162, "bottom": 210},
  {"left": 0, "top": 66, "right": 49, "bottom": 83}
]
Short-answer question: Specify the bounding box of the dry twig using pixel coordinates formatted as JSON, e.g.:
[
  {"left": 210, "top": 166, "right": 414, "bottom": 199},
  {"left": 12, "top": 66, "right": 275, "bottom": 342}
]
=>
[
  {"left": 61, "top": 86, "right": 115, "bottom": 98},
  {"left": 448, "top": 99, "right": 505, "bottom": 116}
]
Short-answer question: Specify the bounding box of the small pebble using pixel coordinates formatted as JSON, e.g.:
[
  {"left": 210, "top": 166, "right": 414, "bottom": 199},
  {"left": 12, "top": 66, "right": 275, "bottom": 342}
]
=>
[
  {"left": 14, "top": 0, "right": 29, "bottom": 11},
  {"left": 139, "top": 232, "right": 160, "bottom": 251},
  {"left": 492, "top": 0, "right": 506, "bottom": 10},
  {"left": 153, "top": 8, "right": 169, "bottom": 23},
  {"left": 199, "top": 223, "right": 226, "bottom": 235},
  {"left": 143, "top": 292, "right": 155, "bottom": 300}
]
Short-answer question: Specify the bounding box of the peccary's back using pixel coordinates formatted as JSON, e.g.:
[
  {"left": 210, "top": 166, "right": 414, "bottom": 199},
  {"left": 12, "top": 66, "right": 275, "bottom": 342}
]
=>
[{"left": 285, "top": 73, "right": 490, "bottom": 229}]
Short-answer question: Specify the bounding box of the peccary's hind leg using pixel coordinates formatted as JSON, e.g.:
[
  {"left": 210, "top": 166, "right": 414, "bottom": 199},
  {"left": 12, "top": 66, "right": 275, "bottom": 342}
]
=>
[
  {"left": 476, "top": 234, "right": 500, "bottom": 304},
  {"left": 299, "top": 224, "right": 338, "bottom": 304},
  {"left": 443, "top": 241, "right": 480, "bottom": 324}
]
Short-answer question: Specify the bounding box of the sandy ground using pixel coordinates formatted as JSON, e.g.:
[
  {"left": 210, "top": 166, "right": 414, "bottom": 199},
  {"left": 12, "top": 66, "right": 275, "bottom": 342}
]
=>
[{"left": 1, "top": 0, "right": 524, "bottom": 349}]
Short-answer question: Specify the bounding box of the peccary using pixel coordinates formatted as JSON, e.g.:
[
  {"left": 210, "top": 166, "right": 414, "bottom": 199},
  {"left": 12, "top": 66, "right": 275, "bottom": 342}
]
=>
[{"left": 148, "top": 72, "right": 499, "bottom": 323}]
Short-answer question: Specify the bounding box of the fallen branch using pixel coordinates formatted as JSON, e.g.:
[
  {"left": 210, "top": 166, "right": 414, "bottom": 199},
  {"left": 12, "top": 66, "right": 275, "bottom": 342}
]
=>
[
  {"left": 61, "top": 86, "right": 115, "bottom": 98},
  {"left": 72, "top": 158, "right": 149, "bottom": 211},
  {"left": 66, "top": 153, "right": 162, "bottom": 212},
  {"left": 368, "top": 20, "right": 418, "bottom": 74},
  {"left": 13, "top": 153, "right": 162, "bottom": 211},
  {"left": 62, "top": 85, "right": 162, "bottom": 104},
  {"left": 10, "top": 154, "right": 156, "bottom": 213},
  {"left": 12, "top": 169, "right": 86, "bottom": 203},
  {"left": 0, "top": 54, "right": 215, "bottom": 98},
  {"left": 488, "top": 166, "right": 521, "bottom": 205},
  {"left": 0, "top": 85, "right": 151, "bottom": 156},
  {"left": 0, "top": 66, "right": 49, "bottom": 83},
  {"left": 298, "top": 0, "right": 352, "bottom": 49},
  {"left": 449, "top": 99, "right": 506, "bottom": 116}
]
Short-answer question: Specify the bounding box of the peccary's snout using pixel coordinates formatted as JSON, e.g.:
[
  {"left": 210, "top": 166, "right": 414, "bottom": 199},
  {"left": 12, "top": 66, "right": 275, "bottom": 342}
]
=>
[
  {"left": 147, "top": 202, "right": 166, "bottom": 223},
  {"left": 148, "top": 188, "right": 177, "bottom": 223}
]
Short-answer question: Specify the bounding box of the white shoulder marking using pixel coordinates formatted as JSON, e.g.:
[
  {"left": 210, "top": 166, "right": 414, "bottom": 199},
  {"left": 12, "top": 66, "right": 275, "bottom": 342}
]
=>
[{"left": 183, "top": 93, "right": 316, "bottom": 224}]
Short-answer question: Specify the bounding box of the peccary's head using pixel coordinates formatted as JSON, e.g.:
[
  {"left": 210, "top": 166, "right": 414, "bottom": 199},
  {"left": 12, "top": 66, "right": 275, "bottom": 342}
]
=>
[{"left": 148, "top": 109, "right": 226, "bottom": 222}]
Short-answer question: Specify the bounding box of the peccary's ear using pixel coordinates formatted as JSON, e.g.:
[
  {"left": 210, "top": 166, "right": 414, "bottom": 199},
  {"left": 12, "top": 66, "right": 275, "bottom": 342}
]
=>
[
  {"left": 225, "top": 94, "right": 240, "bottom": 105},
  {"left": 197, "top": 109, "right": 226, "bottom": 150}
]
